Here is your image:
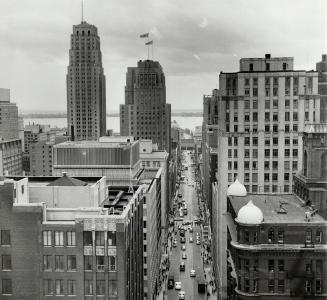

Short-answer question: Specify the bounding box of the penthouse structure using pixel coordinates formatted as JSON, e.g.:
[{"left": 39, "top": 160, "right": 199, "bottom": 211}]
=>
[
  {"left": 0, "top": 174, "right": 162, "bottom": 299},
  {"left": 53, "top": 136, "right": 142, "bottom": 185}
]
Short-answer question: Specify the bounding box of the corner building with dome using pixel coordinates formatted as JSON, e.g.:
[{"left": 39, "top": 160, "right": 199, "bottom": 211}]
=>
[{"left": 225, "top": 176, "right": 327, "bottom": 299}]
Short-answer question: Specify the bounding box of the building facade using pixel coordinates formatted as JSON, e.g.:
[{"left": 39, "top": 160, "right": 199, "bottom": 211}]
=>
[
  {"left": 120, "top": 60, "right": 171, "bottom": 154},
  {"left": 212, "top": 54, "right": 322, "bottom": 299},
  {"left": 316, "top": 54, "right": 327, "bottom": 122},
  {"left": 0, "top": 88, "right": 19, "bottom": 141},
  {"left": 0, "top": 175, "right": 149, "bottom": 299},
  {"left": 67, "top": 21, "right": 106, "bottom": 141},
  {"left": 0, "top": 139, "right": 22, "bottom": 176},
  {"left": 53, "top": 136, "right": 141, "bottom": 185},
  {"left": 226, "top": 180, "right": 327, "bottom": 299}
]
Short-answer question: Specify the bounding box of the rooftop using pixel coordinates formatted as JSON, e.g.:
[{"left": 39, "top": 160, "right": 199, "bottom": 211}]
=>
[{"left": 229, "top": 193, "right": 326, "bottom": 224}]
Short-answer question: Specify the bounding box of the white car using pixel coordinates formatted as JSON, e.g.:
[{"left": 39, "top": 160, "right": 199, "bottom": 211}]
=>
[
  {"left": 189, "top": 236, "right": 193, "bottom": 243},
  {"left": 190, "top": 269, "right": 196, "bottom": 277},
  {"left": 178, "top": 291, "right": 185, "bottom": 299},
  {"left": 196, "top": 239, "right": 201, "bottom": 245},
  {"left": 182, "top": 252, "right": 187, "bottom": 259},
  {"left": 175, "top": 281, "right": 182, "bottom": 290},
  {"left": 181, "top": 244, "right": 186, "bottom": 251}
]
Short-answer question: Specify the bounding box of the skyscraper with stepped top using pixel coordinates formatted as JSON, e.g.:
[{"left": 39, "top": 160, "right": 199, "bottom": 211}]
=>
[{"left": 67, "top": 21, "right": 106, "bottom": 141}]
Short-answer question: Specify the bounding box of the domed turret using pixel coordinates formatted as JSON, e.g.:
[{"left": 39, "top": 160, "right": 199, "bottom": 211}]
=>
[
  {"left": 236, "top": 200, "right": 263, "bottom": 225},
  {"left": 227, "top": 178, "right": 247, "bottom": 197}
]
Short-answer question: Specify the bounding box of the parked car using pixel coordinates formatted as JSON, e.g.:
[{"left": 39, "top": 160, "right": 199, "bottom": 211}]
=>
[
  {"left": 189, "top": 236, "right": 193, "bottom": 243},
  {"left": 182, "top": 252, "right": 187, "bottom": 259},
  {"left": 181, "top": 244, "right": 186, "bottom": 251},
  {"left": 190, "top": 269, "right": 196, "bottom": 277},
  {"left": 180, "top": 237, "right": 186, "bottom": 243},
  {"left": 168, "top": 276, "right": 174, "bottom": 289}
]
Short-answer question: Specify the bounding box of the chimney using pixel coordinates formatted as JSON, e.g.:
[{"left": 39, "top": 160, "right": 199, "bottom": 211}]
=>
[
  {"left": 62, "top": 172, "right": 67, "bottom": 177},
  {"left": 265, "top": 54, "right": 271, "bottom": 59}
]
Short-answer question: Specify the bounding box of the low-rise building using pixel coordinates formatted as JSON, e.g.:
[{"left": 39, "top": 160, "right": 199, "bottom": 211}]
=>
[{"left": 0, "top": 175, "right": 153, "bottom": 299}]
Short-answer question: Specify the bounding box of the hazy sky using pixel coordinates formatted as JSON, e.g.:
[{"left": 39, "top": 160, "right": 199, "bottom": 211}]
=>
[{"left": 0, "top": 0, "right": 326, "bottom": 112}]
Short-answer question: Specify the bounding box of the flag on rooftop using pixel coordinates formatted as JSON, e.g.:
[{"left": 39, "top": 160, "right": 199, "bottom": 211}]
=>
[
  {"left": 145, "top": 40, "right": 153, "bottom": 45},
  {"left": 140, "top": 33, "right": 149, "bottom": 38}
]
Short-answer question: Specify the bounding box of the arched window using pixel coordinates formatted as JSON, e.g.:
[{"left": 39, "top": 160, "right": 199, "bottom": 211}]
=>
[
  {"left": 315, "top": 229, "right": 322, "bottom": 243},
  {"left": 305, "top": 229, "right": 312, "bottom": 244},
  {"left": 304, "top": 150, "right": 308, "bottom": 176},
  {"left": 321, "top": 152, "right": 327, "bottom": 178}
]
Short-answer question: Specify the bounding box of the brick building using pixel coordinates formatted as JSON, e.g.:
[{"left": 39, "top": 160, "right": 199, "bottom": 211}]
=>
[{"left": 0, "top": 175, "right": 160, "bottom": 299}]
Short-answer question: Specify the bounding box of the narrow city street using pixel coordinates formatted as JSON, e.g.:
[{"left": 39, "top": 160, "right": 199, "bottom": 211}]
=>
[{"left": 165, "top": 150, "right": 215, "bottom": 300}]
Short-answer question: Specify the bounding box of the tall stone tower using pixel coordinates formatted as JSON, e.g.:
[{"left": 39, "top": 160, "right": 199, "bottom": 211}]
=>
[
  {"left": 316, "top": 54, "right": 327, "bottom": 122},
  {"left": 67, "top": 21, "right": 106, "bottom": 141},
  {"left": 120, "top": 60, "right": 171, "bottom": 154}
]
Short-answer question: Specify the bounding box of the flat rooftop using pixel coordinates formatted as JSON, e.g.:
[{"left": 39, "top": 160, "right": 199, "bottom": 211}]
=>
[
  {"left": 103, "top": 185, "right": 140, "bottom": 215},
  {"left": 229, "top": 193, "right": 326, "bottom": 224},
  {"left": 54, "top": 140, "right": 137, "bottom": 148}
]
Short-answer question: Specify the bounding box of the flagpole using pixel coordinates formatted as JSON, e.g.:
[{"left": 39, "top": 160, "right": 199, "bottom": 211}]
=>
[
  {"left": 147, "top": 36, "right": 150, "bottom": 60},
  {"left": 152, "top": 42, "right": 154, "bottom": 60}
]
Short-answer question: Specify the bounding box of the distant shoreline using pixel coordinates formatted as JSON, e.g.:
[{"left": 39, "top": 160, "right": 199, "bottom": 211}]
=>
[{"left": 20, "top": 112, "right": 203, "bottom": 118}]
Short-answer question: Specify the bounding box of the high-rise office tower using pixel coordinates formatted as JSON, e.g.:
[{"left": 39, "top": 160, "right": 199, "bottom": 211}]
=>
[
  {"left": 212, "top": 54, "right": 321, "bottom": 298},
  {"left": 316, "top": 54, "right": 327, "bottom": 122},
  {"left": 0, "top": 88, "right": 19, "bottom": 140},
  {"left": 120, "top": 60, "right": 171, "bottom": 154},
  {"left": 67, "top": 21, "right": 106, "bottom": 141}
]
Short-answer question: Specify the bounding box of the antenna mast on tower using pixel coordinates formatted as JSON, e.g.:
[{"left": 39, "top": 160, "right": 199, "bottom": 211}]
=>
[{"left": 81, "top": 0, "right": 84, "bottom": 22}]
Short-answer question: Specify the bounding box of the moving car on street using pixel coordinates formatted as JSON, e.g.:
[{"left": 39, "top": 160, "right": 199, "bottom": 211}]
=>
[
  {"left": 190, "top": 269, "right": 196, "bottom": 277},
  {"left": 180, "top": 262, "right": 185, "bottom": 271},
  {"left": 178, "top": 291, "right": 185, "bottom": 299},
  {"left": 175, "top": 281, "right": 182, "bottom": 290},
  {"left": 182, "top": 252, "right": 187, "bottom": 259}
]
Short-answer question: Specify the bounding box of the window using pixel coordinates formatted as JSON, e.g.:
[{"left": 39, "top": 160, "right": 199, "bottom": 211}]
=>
[
  {"left": 249, "top": 63, "right": 253, "bottom": 71},
  {"left": 244, "top": 162, "right": 250, "bottom": 170},
  {"left": 55, "top": 255, "right": 64, "bottom": 271},
  {"left": 43, "top": 279, "right": 53, "bottom": 295},
  {"left": 96, "top": 256, "right": 105, "bottom": 271},
  {"left": 265, "top": 139, "right": 270, "bottom": 146},
  {"left": 265, "top": 149, "right": 270, "bottom": 157},
  {"left": 1, "top": 230, "right": 11, "bottom": 246},
  {"left": 293, "top": 149, "right": 298, "bottom": 157},
  {"left": 284, "top": 185, "right": 289, "bottom": 192},
  {"left": 272, "top": 173, "right": 278, "bottom": 181},
  {"left": 305, "top": 280, "right": 312, "bottom": 293},
  {"left": 96, "top": 280, "right": 105, "bottom": 295},
  {"left": 253, "top": 88, "right": 258, "bottom": 97},
  {"left": 272, "top": 149, "right": 278, "bottom": 158},
  {"left": 306, "top": 229, "right": 312, "bottom": 244},
  {"left": 234, "top": 137, "right": 238, "bottom": 146},
  {"left": 67, "top": 280, "right": 76, "bottom": 296},
  {"left": 285, "top": 125, "right": 290, "bottom": 132},
  {"left": 315, "top": 230, "right": 322, "bottom": 243},
  {"left": 316, "top": 280, "right": 322, "bottom": 294},
  {"left": 54, "top": 231, "right": 64, "bottom": 247},
  {"left": 278, "top": 280, "right": 285, "bottom": 293},
  {"left": 265, "top": 100, "right": 270, "bottom": 109},
  {"left": 264, "top": 161, "right": 270, "bottom": 170},
  {"left": 273, "top": 88, "right": 278, "bottom": 97},
  {"left": 273, "top": 114, "right": 278, "bottom": 121},
  {"left": 234, "top": 125, "right": 238, "bottom": 132},
  {"left": 245, "top": 279, "right": 250, "bottom": 292},
  {"left": 285, "top": 149, "right": 290, "bottom": 157},
  {"left": 234, "top": 161, "right": 238, "bottom": 169},
  {"left": 228, "top": 137, "right": 232, "bottom": 146},
  {"left": 293, "top": 112, "right": 298, "bottom": 121},
  {"left": 109, "top": 255, "right": 116, "bottom": 271},
  {"left": 95, "top": 232, "right": 104, "bottom": 246},
  {"left": 273, "top": 138, "right": 278, "bottom": 145},
  {"left": 245, "top": 137, "right": 250, "bottom": 146},
  {"left": 278, "top": 260, "right": 284, "bottom": 272},
  {"left": 43, "top": 231, "right": 51, "bottom": 246},
  {"left": 234, "top": 114, "right": 238, "bottom": 121},
  {"left": 253, "top": 231, "right": 258, "bottom": 242},
  {"left": 316, "top": 260, "right": 322, "bottom": 273},
  {"left": 268, "top": 228, "right": 274, "bottom": 243},
  {"left": 278, "top": 230, "right": 284, "bottom": 243},
  {"left": 228, "top": 149, "right": 232, "bottom": 158},
  {"left": 244, "top": 259, "right": 250, "bottom": 272},
  {"left": 43, "top": 255, "right": 52, "bottom": 271},
  {"left": 264, "top": 173, "right": 270, "bottom": 182},
  {"left": 244, "top": 230, "right": 250, "bottom": 242},
  {"left": 266, "top": 63, "right": 270, "bottom": 71},
  {"left": 1, "top": 255, "right": 11, "bottom": 270},
  {"left": 265, "top": 88, "right": 270, "bottom": 97},
  {"left": 265, "top": 125, "right": 270, "bottom": 132},
  {"left": 234, "top": 149, "right": 238, "bottom": 158},
  {"left": 252, "top": 173, "right": 258, "bottom": 182},
  {"left": 244, "top": 114, "right": 250, "bottom": 121},
  {"left": 83, "top": 231, "right": 92, "bottom": 246},
  {"left": 84, "top": 256, "right": 92, "bottom": 270},
  {"left": 253, "top": 149, "right": 258, "bottom": 158},
  {"left": 268, "top": 260, "right": 274, "bottom": 272},
  {"left": 67, "top": 255, "right": 77, "bottom": 271},
  {"left": 55, "top": 279, "right": 64, "bottom": 295},
  {"left": 253, "top": 100, "right": 258, "bottom": 109},
  {"left": 67, "top": 232, "right": 76, "bottom": 246},
  {"left": 293, "top": 124, "right": 298, "bottom": 131},
  {"left": 109, "top": 281, "right": 118, "bottom": 296},
  {"left": 285, "top": 138, "right": 290, "bottom": 145},
  {"left": 268, "top": 279, "right": 274, "bottom": 293},
  {"left": 108, "top": 231, "right": 116, "bottom": 246},
  {"left": 85, "top": 279, "right": 93, "bottom": 295},
  {"left": 273, "top": 125, "right": 278, "bottom": 132},
  {"left": 244, "top": 89, "right": 250, "bottom": 96}
]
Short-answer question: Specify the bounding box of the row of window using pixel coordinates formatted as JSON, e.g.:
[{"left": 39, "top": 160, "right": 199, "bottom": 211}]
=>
[
  {"left": 42, "top": 279, "right": 118, "bottom": 296},
  {"left": 237, "top": 228, "right": 323, "bottom": 244},
  {"left": 238, "top": 278, "right": 322, "bottom": 294},
  {"left": 42, "top": 231, "right": 117, "bottom": 247}
]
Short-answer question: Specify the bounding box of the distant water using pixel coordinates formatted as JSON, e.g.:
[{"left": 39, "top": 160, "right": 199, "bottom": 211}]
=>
[{"left": 23, "top": 116, "right": 203, "bottom": 132}]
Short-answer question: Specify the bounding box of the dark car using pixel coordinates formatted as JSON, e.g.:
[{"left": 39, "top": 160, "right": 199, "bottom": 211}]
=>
[
  {"left": 168, "top": 276, "right": 174, "bottom": 289},
  {"left": 180, "top": 237, "right": 186, "bottom": 243},
  {"left": 180, "top": 262, "right": 185, "bottom": 272}
]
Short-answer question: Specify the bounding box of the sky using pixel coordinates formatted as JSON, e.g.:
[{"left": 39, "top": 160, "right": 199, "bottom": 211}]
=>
[{"left": 0, "top": 0, "right": 326, "bottom": 113}]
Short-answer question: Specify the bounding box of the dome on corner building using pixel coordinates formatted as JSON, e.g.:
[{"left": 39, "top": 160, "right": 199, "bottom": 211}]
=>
[
  {"left": 227, "top": 178, "right": 247, "bottom": 197},
  {"left": 236, "top": 200, "right": 264, "bottom": 225}
]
